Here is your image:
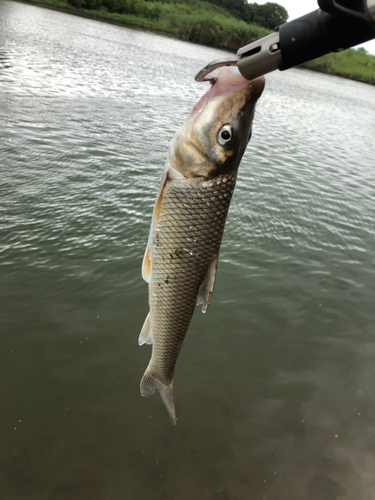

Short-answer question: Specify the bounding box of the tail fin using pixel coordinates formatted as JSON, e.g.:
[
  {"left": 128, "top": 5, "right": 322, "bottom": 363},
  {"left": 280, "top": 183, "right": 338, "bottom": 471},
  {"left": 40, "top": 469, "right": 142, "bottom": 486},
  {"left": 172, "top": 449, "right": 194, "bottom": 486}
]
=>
[{"left": 140, "top": 368, "right": 177, "bottom": 426}]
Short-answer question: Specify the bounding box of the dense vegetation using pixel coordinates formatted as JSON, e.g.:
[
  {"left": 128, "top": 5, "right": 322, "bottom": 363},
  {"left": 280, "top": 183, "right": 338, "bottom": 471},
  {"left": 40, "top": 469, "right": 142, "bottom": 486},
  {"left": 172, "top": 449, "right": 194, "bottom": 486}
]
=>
[
  {"left": 39, "top": 0, "right": 271, "bottom": 50},
  {"left": 203, "top": 0, "right": 288, "bottom": 29},
  {"left": 22, "top": 0, "right": 375, "bottom": 85},
  {"left": 67, "top": 0, "right": 288, "bottom": 32},
  {"left": 302, "top": 47, "right": 375, "bottom": 86}
]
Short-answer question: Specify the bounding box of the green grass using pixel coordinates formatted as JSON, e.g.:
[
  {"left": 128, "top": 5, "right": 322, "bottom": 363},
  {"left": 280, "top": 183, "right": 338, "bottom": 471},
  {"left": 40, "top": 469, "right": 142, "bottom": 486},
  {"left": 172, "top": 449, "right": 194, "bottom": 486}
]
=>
[
  {"left": 160, "top": 11, "right": 268, "bottom": 49},
  {"left": 301, "top": 48, "right": 375, "bottom": 86},
  {"left": 22, "top": 0, "right": 174, "bottom": 31},
  {"left": 21, "top": 0, "right": 268, "bottom": 49},
  {"left": 85, "top": 7, "right": 166, "bottom": 31}
]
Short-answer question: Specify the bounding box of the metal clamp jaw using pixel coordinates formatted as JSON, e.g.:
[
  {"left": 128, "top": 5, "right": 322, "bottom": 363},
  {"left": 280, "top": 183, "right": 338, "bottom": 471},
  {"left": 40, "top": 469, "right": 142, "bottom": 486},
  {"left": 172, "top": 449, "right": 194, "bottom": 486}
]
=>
[
  {"left": 236, "top": 31, "right": 282, "bottom": 81},
  {"left": 195, "top": 56, "right": 240, "bottom": 82},
  {"left": 195, "top": 31, "right": 283, "bottom": 83},
  {"left": 195, "top": 0, "right": 375, "bottom": 83}
]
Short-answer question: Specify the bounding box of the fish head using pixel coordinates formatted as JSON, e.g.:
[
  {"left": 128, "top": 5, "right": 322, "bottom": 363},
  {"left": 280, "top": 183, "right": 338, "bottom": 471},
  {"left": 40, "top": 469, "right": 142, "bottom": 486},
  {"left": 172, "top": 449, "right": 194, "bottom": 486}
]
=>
[{"left": 168, "top": 68, "right": 265, "bottom": 179}]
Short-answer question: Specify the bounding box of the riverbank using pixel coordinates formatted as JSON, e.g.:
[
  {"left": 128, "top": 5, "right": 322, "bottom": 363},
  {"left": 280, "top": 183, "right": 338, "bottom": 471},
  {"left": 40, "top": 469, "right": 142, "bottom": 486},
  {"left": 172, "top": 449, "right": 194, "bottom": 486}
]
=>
[
  {"left": 301, "top": 48, "right": 375, "bottom": 86},
  {"left": 17, "top": 0, "right": 269, "bottom": 50},
  {"left": 15, "top": 0, "right": 176, "bottom": 35},
  {"left": 18, "top": 0, "right": 375, "bottom": 85}
]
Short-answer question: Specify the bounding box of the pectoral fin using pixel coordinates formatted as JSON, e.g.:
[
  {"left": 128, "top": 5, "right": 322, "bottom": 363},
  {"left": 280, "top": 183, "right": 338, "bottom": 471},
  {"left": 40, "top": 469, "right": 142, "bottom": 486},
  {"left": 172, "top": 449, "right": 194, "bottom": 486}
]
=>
[
  {"left": 142, "top": 169, "right": 170, "bottom": 283},
  {"left": 142, "top": 245, "right": 151, "bottom": 283},
  {"left": 152, "top": 168, "right": 168, "bottom": 224},
  {"left": 197, "top": 256, "right": 218, "bottom": 313}
]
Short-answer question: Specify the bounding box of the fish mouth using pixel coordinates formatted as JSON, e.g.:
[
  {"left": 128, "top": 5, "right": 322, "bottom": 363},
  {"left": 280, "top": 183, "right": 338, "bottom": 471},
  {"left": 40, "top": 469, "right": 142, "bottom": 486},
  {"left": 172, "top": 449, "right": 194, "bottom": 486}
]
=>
[{"left": 191, "top": 68, "right": 265, "bottom": 117}]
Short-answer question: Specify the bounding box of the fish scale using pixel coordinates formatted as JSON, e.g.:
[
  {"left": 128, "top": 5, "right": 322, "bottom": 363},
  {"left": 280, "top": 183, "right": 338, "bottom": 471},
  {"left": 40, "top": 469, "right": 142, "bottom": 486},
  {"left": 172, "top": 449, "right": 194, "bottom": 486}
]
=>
[{"left": 148, "top": 174, "right": 236, "bottom": 385}]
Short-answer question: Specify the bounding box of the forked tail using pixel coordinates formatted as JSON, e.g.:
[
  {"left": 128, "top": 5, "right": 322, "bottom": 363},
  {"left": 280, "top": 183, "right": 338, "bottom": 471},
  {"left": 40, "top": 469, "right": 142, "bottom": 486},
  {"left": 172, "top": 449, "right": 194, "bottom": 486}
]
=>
[{"left": 140, "top": 367, "right": 177, "bottom": 426}]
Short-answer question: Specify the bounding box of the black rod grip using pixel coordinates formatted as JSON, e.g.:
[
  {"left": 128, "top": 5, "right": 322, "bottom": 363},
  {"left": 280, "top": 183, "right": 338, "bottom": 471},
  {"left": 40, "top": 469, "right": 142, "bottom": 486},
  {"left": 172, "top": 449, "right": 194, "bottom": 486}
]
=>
[{"left": 278, "top": 2, "right": 375, "bottom": 71}]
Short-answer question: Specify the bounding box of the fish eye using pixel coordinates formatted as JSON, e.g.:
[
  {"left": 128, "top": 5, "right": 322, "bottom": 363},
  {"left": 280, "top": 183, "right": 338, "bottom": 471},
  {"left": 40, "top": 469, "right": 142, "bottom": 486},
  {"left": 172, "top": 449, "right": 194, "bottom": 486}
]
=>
[{"left": 218, "top": 125, "right": 233, "bottom": 146}]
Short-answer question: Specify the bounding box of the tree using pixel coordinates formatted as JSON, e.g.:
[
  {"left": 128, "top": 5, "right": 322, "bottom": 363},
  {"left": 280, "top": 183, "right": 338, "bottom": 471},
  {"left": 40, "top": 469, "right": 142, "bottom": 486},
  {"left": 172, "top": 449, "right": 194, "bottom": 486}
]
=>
[
  {"left": 244, "top": 2, "right": 288, "bottom": 30},
  {"left": 207, "top": 0, "right": 248, "bottom": 19}
]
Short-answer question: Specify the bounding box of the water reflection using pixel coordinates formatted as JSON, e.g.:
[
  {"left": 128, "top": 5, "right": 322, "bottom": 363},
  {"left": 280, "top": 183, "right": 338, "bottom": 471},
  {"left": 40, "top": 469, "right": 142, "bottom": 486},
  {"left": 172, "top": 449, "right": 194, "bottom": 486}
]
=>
[{"left": 0, "top": 50, "right": 11, "bottom": 71}]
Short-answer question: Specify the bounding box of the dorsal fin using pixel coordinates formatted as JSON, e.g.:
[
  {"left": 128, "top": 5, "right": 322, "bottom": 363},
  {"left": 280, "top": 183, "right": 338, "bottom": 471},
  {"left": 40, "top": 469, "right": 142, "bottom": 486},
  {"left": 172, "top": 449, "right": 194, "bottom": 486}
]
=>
[{"left": 196, "top": 256, "right": 218, "bottom": 313}]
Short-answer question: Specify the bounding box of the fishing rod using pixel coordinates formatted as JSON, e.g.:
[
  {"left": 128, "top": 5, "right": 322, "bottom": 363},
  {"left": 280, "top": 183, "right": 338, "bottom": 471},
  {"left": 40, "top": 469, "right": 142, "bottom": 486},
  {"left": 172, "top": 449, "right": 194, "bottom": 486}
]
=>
[{"left": 195, "top": 0, "right": 375, "bottom": 82}]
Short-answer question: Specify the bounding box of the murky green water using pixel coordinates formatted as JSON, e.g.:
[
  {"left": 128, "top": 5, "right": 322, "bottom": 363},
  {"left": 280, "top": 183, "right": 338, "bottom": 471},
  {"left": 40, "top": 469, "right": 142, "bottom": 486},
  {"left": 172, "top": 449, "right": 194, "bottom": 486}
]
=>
[{"left": 1, "top": 1, "right": 375, "bottom": 498}]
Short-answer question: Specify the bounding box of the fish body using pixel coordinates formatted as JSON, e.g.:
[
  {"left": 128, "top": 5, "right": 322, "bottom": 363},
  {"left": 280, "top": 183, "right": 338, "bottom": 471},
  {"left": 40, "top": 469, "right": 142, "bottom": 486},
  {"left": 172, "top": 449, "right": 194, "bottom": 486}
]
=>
[{"left": 139, "top": 69, "right": 265, "bottom": 425}]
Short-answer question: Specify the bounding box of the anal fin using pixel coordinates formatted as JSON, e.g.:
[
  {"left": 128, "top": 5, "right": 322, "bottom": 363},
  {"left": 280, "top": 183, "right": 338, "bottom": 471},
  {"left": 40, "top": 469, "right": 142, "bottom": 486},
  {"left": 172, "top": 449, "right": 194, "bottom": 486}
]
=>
[
  {"left": 138, "top": 312, "right": 153, "bottom": 345},
  {"left": 197, "top": 256, "right": 218, "bottom": 313}
]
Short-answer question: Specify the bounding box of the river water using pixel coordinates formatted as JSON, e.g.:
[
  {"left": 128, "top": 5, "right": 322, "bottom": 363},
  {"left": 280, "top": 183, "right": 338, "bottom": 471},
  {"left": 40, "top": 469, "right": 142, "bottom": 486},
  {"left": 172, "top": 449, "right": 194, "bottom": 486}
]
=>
[{"left": 1, "top": 1, "right": 375, "bottom": 498}]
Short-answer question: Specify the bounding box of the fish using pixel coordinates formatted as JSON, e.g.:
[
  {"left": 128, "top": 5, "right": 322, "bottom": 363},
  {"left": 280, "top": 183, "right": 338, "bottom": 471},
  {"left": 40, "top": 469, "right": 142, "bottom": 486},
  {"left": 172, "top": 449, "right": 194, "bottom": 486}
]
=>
[{"left": 139, "top": 68, "right": 265, "bottom": 425}]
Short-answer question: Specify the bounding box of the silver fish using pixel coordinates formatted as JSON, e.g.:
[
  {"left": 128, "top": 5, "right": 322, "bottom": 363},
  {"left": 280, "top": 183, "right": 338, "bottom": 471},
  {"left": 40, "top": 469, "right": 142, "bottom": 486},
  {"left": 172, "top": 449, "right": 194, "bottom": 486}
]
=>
[{"left": 139, "top": 68, "right": 265, "bottom": 425}]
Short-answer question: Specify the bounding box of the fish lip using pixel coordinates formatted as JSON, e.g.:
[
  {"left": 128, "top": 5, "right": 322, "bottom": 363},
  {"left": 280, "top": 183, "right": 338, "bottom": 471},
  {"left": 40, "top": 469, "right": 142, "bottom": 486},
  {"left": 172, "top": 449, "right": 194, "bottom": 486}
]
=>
[
  {"left": 247, "top": 76, "right": 266, "bottom": 100},
  {"left": 191, "top": 74, "right": 265, "bottom": 118},
  {"left": 212, "top": 68, "right": 260, "bottom": 98}
]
